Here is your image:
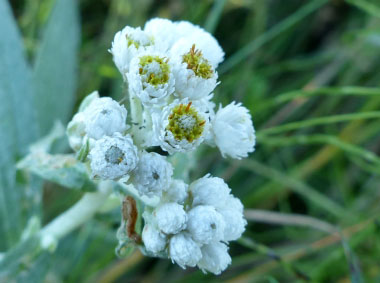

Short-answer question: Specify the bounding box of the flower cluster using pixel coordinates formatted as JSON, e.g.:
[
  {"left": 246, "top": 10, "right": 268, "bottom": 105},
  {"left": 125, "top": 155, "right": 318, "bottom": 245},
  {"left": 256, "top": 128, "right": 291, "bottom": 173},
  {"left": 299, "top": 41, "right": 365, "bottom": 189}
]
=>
[{"left": 66, "top": 18, "right": 256, "bottom": 275}]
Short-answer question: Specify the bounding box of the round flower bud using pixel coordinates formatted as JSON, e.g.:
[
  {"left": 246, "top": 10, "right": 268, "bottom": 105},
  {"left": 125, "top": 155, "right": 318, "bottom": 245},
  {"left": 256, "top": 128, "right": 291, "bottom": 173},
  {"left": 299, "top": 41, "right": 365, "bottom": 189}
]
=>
[
  {"left": 189, "top": 174, "right": 231, "bottom": 207},
  {"left": 162, "top": 179, "right": 189, "bottom": 204},
  {"left": 66, "top": 112, "right": 86, "bottom": 152},
  {"left": 110, "top": 26, "right": 155, "bottom": 76},
  {"left": 154, "top": 203, "right": 187, "bottom": 234},
  {"left": 127, "top": 52, "right": 175, "bottom": 107},
  {"left": 83, "top": 97, "right": 128, "bottom": 140},
  {"left": 212, "top": 102, "right": 256, "bottom": 159},
  {"left": 171, "top": 44, "right": 218, "bottom": 100},
  {"left": 169, "top": 232, "right": 202, "bottom": 268},
  {"left": 153, "top": 99, "right": 211, "bottom": 154},
  {"left": 144, "top": 18, "right": 178, "bottom": 52},
  {"left": 89, "top": 133, "right": 138, "bottom": 180},
  {"left": 142, "top": 224, "right": 167, "bottom": 254},
  {"left": 131, "top": 151, "right": 173, "bottom": 197},
  {"left": 186, "top": 205, "right": 225, "bottom": 244},
  {"left": 218, "top": 196, "right": 246, "bottom": 241},
  {"left": 197, "top": 242, "right": 231, "bottom": 275}
]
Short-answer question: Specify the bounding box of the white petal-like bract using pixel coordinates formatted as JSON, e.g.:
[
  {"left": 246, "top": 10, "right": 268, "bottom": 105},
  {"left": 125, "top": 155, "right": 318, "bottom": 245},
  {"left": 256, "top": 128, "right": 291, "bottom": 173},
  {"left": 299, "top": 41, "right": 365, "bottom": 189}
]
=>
[
  {"left": 197, "top": 242, "right": 231, "bottom": 275},
  {"left": 154, "top": 203, "right": 187, "bottom": 234},
  {"left": 142, "top": 224, "right": 167, "bottom": 254},
  {"left": 169, "top": 232, "right": 202, "bottom": 268}
]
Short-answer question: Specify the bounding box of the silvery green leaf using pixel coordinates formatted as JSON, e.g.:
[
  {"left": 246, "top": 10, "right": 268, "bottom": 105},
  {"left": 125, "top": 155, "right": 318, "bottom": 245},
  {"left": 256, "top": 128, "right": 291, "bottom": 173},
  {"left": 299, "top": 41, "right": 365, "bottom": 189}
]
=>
[{"left": 17, "top": 153, "right": 97, "bottom": 192}]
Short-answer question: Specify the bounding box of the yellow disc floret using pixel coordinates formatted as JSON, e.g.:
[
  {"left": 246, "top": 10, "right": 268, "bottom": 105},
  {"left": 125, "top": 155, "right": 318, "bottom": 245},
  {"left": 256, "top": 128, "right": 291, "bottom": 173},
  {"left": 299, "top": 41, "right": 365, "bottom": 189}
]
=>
[
  {"left": 167, "top": 102, "right": 206, "bottom": 143},
  {"left": 182, "top": 45, "right": 213, "bottom": 79},
  {"left": 126, "top": 34, "right": 153, "bottom": 49},
  {"left": 139, "top": 55, "right": 170, "bottom": 86}
]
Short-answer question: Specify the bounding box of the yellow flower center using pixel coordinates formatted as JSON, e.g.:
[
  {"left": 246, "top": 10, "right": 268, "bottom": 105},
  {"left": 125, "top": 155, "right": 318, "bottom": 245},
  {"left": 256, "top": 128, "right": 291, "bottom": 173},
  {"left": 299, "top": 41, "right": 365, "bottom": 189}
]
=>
[
  {"left": 167, "top": 102, "right": 206, "bottom": 143},
  {"left": 139, "top": 55, "right": 170, "bottom": 86},
  {"left": 182, "top": 44, "right": 213, "bottom": 79}
]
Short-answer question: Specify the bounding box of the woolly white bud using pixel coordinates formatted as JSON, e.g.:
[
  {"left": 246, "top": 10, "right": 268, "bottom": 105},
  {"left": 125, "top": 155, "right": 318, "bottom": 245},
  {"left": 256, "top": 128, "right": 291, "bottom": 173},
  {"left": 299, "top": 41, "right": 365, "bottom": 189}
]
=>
[
  {"left": 212, "top": 102, "right": 256, "bottom": 159},
  {"left": 197, "top": 242, "right": 231, "bottom": 275},
  {"left": 142, "top": 224, "right": 167, "bottom": 254},
  {"left": 128, "top": 52, "right": 175, "bottom": 107},
  {"left": 162, "top": 179, "right": 189, "bottom": 204},
  {"left": 154, "top": 203, "right": 187, "bottom": 235},
  {"left": 186, "top": 205, "right": 225, "bottom": 244},
  {"left": 144, "top": 18, "right": 178, "bottom": 52},
  {"left": 153, "top": 99, "right": 211, "bottom": 154},
  {"left": 83, "top": 97, "right": 128, "bottom": 140},
  {"left": 169, "top": 232, "right": 202, "bottom": 268},
  {"left": 171, "top": 44, "right": 218, "bottom": 100},
  {"left": 218, "top": 196, "right": 247, "bottom": 241},
  {"left": 190, "top": 174, "right": 231, "bottom": 207},
  {"left": 110, "top": 26, "right": 155, "bottom": 76},
  {"left": 131, "top": 151, "right": 173, "bottom": 197},
  {"left": 89, "top": 133, "right": 138, "bottom": 180}
]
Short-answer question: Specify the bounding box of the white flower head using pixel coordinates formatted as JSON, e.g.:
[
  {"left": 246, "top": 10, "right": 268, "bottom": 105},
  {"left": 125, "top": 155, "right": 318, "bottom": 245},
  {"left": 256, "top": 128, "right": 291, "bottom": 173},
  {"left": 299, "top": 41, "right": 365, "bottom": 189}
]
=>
[
  {"left": 89, "top": 133, "right": 138, "bottom": 180},
  {"left": 83, "top": 97, "right": 128, "bottom": 140},
  {"left": 144, "top": 18, "right": 178, "bottom": 52},
  {"left": 197, "top": 242, "right": 231, "bottom": 275},
  {"left": 127, "top": 52, "right": 175, "bottom": 107},
  {"left": 142, "top": 224, "right": 167, "bottom": 254},
  {"left": 212, "top": 102, "right": 256, "bottom": 159},
  {"left": 187, "top": 205, "right": 225, "bottom": 244},
  {"left": 153, "top": 99, "right": 211, "bottom": 154},
  {"left": 171, "top": 44, "right": 218, "bottom": 100},
  {"left": 110, "top": 26, "right": 155, "bottom": 76},
  {"left": 169, "top": 232, "right": 202, "bottom": 268},
  {"left": 218, "top": 196, "right": 247, "bottom": 241},
  {"left": 154, "top": 203, "right": 187, "bottom": 235},
  {"left": 189, "top": 174, "right": 231, "bottom": 207},
  {"left": 162, "top": 179, "right": 189, "bottom": 204},
  {"left": 131, "top": 151, "right": 173, "bottom": 197}
]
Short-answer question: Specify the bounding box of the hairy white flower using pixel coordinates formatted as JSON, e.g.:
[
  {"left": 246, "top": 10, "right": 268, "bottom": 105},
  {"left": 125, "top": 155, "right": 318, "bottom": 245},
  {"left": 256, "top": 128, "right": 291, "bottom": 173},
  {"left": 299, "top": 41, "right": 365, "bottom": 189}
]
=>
[
  {"left": 127, "top": 52, "right": 175, "bottom": 107},
  {"left": 171, "top": 44, "right": 218, "bottom": 100},
  {"left": 218, "top": 207, "right": 247, "bottom": 241},
  {"left": 162, "top": 179, "right": 189, "bottom": 204},
  {"left": 169, "top": 232, "right": 202, "bottom": 268},
  {"left": 212, "top": 102, "right": 256, "bottom": 159},
  {"left": 153, "top": 99, "right": 211, "bottom": 154},
  {"left": 83, "top": 97, "right": 128, "bottom": 140},
  {"left": 142, "top": 224, "right": 167, "bottom": 254},
  {"left": 190, "top": 174, "right": 231, "bottom": 207},
  {"left": 89, "top": 133, "right": 138, "bottom": 180},
  {"left": 144, "top": 18, "right": 178, "bottom": 52},
  {"left": 110, "top": 26, "right": 155, "bottom": 76},
  {"left": 131, "top": 151, "right": 173, "bottom": 197},
  {"left": 154, "top": 203, "right": 187, "bottom": 234},
  {"left": 187, "top": 205, "right": 225, "bottom": 244},
  {"left": 197, "top": 242, "right": 231, "bottom": 275}
]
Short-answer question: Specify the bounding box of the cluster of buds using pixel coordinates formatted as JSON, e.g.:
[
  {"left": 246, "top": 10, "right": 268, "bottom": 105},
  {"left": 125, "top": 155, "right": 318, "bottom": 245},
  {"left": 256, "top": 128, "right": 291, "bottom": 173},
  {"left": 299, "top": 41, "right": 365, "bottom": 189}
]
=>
[{"left": 66, "top": 18, "right": 256, "bottom": 274}]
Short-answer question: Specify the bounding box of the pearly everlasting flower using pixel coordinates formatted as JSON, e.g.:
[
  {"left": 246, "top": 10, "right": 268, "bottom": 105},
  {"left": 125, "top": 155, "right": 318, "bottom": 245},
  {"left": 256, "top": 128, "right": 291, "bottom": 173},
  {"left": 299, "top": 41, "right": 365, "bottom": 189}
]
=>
[
  {"left": 154, "top": 203, "right": 187, "bottom": 234},
  {"left": 131, "top": 151, "right": 173, "bottom": 197},
  {"left": 127, "top": 52, "right": 175, "bottom": 107},
  {"left": 197, "top": 242, "right": 231, "bottom": 275},
  {"left": 144, "top": 18, "right": 178, "bottom": 52},
  {"left": 162, "top": 179, "right": 189, "bottom": 204},
  {"left": 89, "top": 133, "right": 138, "bottom": 180},
  {"left": 186, "top": 205, "right": 225, "bottom": 244},
  {"left": 169, "top": 232, "right": 202, "bottom": 268},
  {"left": 110, "top": 26, "right": 155, "bottom": 76},
  {"left": 83, "top": 97, "right": 128, "bottom": 140},
  {"left": 153, "top": 99, "right": 211, "bottom": 154},
  {"left": 190, "top": 174, "right": 231, "bottom": 207},
  {"left": 171, "top": 44, "right": 218, "bottom": 100},
  {"left": 142, "top": 224, "right": 167, "bottom": 254},
  {"left": 212, "top": 102, "right": 256, "bottom": 159}
]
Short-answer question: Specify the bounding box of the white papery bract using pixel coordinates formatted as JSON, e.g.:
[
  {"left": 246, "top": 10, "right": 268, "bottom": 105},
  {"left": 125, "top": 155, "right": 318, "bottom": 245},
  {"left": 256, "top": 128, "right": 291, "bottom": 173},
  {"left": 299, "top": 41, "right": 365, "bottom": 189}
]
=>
[
  {"left": 154, "top": 203, "right": 187, "bottom": 234},
  {"left": 142, "top": 224, "right": 167, "bottom": 254},
  {"left": 144, "top": 18, "right": 178, "bottom": 52},
  {"left": 89, "top": 133, "right": 138, "bottom": 180},
  {"left": 212, "top": 102, "right": 256, "bottom": 159},
  {"left": 131, "top": 151, "right": 173, "bottom": 197},
  {"left": 67, "top": 112, "right": 87, "bottom": 152},
  {"left": 153, "top": 99, "right": 211, "bottom": 154},
  {"left": 197, "top": 242, "right": 231, "bottom": 275},
  {"left": 186, "top": 205, "right": 225, "bottom": 244},
  {"left": 169, "top": 232, "right": 202, "bottom": 268},
  {"left": 110, "top": 26, "right": 155, "bottom": 76},
  {"left": 190, "top": 174, "right": 231, "bottom": 207},
  {"left": 171, "top": 45, "right": 218, "bottom": 100},
  {"left": 83, "top": 97, "right": 128, "bottom": 140},
  {"left": 127, "top": 52, "right": 175, "bottom": 107},
  {"left": 162, "top": 179, "right": 189, "bottom": 204}
]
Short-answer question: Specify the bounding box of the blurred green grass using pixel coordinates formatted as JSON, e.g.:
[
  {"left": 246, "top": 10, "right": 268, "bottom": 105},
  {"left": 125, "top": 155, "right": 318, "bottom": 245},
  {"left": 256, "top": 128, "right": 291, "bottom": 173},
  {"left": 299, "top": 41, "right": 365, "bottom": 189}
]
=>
[{"left": 8, "top": 0, "right": 380, "bottom": 282}]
